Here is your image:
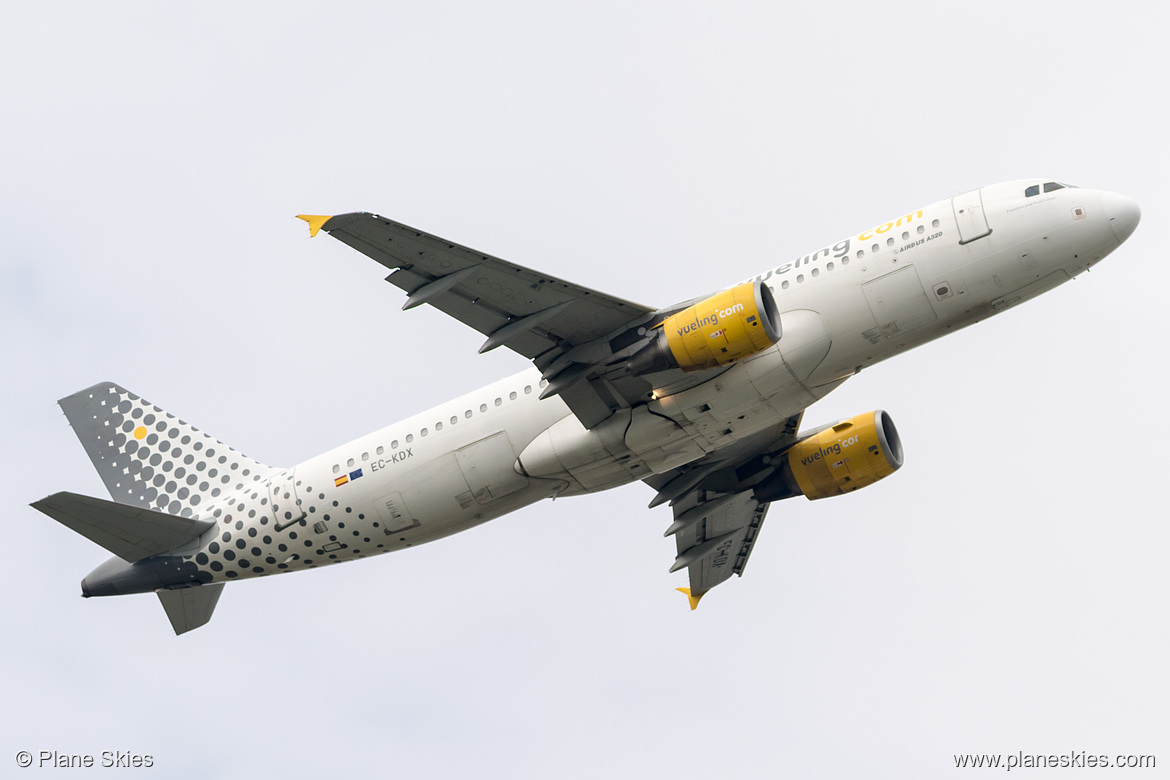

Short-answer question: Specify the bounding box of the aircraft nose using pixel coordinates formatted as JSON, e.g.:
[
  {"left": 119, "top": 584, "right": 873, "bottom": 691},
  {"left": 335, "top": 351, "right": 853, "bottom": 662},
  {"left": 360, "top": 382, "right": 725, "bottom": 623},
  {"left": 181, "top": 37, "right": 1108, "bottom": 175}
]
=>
[{"left": 1102, "top": 191, "right": 1141, "bottom": 244}]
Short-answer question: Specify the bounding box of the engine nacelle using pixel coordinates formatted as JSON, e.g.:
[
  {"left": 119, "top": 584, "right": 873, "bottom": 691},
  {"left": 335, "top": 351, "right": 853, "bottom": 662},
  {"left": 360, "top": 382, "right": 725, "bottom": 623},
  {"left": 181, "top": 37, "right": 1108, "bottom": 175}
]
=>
[
  {"left": 627, "top": 280, "right": 781, "bottom": 375},
  {"left": 754, "top": 410, "right": 903, "bottom": 502}
]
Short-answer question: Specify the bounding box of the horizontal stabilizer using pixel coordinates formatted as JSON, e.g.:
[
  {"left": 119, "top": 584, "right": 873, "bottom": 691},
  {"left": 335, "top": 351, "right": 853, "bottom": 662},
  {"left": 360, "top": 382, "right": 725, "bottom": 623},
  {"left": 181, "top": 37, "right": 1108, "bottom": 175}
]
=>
[
  {"left": 158, "top": 584, "right": 224, "bottom": 635},
  {"left": 31, "top": 492, "right": 214, "bottom": 562}
]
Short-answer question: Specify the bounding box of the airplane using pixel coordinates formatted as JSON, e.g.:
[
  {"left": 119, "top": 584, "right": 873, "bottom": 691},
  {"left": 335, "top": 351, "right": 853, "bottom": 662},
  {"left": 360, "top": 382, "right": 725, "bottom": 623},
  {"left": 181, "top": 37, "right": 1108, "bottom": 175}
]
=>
[{"left": 32, "top": 180, "right": 1140, "bottom": 634}]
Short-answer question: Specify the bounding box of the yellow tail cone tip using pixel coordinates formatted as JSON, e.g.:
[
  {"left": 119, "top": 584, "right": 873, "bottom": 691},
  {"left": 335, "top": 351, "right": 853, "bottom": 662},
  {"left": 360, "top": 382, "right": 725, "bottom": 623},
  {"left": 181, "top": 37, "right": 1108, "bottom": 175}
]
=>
[
  {"left": 676, "top": 587, "right": 704, "bottom": 610},
  {"left": 296, "top": 214, "right": 332, "bottom": 238}
]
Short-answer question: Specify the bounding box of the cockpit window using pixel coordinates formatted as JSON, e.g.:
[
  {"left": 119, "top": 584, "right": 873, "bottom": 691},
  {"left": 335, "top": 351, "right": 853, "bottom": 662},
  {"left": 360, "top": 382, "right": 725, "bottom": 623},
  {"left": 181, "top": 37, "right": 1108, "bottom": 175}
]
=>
[{"left": 1026, "top": 181, "right": 1076, "bottom": 198}]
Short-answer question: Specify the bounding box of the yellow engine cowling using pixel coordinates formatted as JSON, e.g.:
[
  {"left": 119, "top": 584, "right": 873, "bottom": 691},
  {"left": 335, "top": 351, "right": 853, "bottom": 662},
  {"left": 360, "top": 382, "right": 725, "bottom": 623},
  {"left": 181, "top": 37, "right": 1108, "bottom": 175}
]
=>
[
  {"left": 754, "top": 411, "right": 903, "bottom": 503},
  {"left": 626, "top": 281, "right": 782, "bottom": 375}
]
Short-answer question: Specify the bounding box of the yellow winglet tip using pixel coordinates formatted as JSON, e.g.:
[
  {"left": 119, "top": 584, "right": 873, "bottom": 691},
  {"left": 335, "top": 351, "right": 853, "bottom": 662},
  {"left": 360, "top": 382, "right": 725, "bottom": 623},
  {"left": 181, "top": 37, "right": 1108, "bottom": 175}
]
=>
[
  {"left": 296, "top": 214, "right": 332, "bottom": 238},
  {"left": 676, "top": 587, "right": 704, "bottom": 611}
]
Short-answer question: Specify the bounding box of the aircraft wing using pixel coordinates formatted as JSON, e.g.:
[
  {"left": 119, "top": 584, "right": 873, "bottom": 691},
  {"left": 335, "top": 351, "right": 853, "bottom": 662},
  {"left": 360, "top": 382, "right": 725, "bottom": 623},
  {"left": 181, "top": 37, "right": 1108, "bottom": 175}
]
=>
[
  {"left": 666, "top": 491, "right": 770, "bottom": 609},
  {"left": 644, "top": 414, "right": 802, "bottom": 607},
  {"left": 301, "top": 213, "right": 660, "bottom": 427}
]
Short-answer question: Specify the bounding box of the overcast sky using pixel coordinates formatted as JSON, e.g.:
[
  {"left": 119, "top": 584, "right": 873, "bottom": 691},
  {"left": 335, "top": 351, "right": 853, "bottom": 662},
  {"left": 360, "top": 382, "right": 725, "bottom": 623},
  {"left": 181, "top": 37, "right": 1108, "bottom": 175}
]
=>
[{"left": 3, "top": 2, "right": 1167, "bottom": 778}]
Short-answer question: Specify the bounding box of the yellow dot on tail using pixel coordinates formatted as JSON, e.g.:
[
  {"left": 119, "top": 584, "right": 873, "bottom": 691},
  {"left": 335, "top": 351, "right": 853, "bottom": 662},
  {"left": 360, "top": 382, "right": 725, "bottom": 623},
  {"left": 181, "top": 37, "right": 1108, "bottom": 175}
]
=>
[{"left": 134, "top": 426, "right": 147, "bottom": 440}]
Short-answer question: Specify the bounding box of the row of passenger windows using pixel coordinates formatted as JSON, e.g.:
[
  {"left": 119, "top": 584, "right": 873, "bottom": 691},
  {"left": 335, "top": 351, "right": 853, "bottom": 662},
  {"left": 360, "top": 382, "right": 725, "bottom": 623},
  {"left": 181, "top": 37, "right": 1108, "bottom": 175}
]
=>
[
  {"left": 1025, "top": 182, "right": 1070, "bottom": 197},
  {"left": 334, "top": 209, "right": 954, "bottom": 470},
  {"left": 775, "top": 218, "right": 942, "bottom": 290},
  {"left": 331, "top": 381, "right": 545, "bottom": 474}
]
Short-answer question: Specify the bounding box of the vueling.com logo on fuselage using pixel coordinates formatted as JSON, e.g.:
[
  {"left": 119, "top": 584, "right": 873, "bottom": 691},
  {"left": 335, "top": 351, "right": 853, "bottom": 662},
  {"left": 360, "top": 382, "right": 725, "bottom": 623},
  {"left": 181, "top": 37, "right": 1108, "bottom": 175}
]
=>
[
  {"left": 677, "top": 302, "right": 745, "bottom": 337},
  {"left": 799, "top": 434, "right": 861, "bottom": 466}
]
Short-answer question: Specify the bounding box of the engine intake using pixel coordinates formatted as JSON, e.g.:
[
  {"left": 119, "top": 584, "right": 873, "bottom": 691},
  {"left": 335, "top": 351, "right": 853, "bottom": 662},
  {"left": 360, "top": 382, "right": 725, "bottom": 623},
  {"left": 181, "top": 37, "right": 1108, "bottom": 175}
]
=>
[
  {"left": 627, "top": 280, "right": 781, "bottom": 375},
  {"left": 754, "top": 410, "right": 903, "bottom": 503}
]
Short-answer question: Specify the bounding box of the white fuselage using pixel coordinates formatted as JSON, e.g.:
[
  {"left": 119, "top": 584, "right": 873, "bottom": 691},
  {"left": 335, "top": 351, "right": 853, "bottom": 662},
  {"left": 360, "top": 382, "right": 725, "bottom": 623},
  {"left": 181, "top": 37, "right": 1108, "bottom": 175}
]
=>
[{"left": 181, "top": 181, "right": 1132, "bottom": 584}]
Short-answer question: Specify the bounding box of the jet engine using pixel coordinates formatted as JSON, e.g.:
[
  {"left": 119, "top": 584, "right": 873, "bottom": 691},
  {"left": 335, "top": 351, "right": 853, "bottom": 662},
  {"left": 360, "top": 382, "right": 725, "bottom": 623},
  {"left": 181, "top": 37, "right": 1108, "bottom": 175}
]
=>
[
  {"left": 627, "top": 280, "right": 782, "bottom": 375},
  {"left": 754, "top": 411, "right": 903, "bottom": 503}
]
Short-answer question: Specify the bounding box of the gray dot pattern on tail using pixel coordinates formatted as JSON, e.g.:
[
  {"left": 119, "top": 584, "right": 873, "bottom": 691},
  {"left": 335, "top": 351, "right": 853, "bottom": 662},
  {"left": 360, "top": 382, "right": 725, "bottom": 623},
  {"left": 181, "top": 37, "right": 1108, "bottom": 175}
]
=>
[{"left": 59, "top": 383, "right": 276, "bottom": 518}]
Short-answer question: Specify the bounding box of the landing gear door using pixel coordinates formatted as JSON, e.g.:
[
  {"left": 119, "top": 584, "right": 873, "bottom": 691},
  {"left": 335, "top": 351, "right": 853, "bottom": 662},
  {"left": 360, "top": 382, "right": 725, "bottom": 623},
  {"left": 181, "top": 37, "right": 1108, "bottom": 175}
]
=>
[
  {"left": 270, "top": 469, "right": 306, "bottom": 531},
  {"left": 952, "top": 189, "right": 992, "bottom": 244}
]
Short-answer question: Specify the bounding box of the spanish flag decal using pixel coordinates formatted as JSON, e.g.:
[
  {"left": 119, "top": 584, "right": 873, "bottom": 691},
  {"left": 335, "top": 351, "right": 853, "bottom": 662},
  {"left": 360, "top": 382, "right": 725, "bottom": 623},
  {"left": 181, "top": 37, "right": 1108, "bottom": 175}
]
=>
[{"left": 334, "top": 475, "right": 349, "bottom": 487}]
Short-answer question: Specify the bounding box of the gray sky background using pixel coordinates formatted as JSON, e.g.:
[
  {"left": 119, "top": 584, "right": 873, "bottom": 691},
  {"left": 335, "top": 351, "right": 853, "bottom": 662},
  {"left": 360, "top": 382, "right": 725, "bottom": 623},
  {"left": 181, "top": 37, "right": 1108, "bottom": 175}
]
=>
[{"left": 3, "top": 2, "right": 1167, "bottom": 778}]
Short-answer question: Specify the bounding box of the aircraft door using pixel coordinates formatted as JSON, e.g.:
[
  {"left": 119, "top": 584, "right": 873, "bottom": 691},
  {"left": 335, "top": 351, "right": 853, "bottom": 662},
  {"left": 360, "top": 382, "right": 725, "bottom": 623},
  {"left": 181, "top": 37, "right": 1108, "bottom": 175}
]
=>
[
  {"left": 456, "top": 432, "right": 529, "bottom": 504},
  {"left": 863, "top": 265, "right": 938, "bottom": 338},
  {"left": 270, "top": 469, "right": 306, "bottom": 530},
  {"left": 951, "top": 189, "right": 992, "bottom": 244}
]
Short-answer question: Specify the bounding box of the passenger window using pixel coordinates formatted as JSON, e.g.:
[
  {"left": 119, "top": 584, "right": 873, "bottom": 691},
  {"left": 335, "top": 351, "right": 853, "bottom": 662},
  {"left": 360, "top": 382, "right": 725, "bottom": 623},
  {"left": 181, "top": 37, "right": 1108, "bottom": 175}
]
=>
[
  {"left": 332, "top": 464, "right": 340, "bottom": 474},
  {"left": 781, "top": 280, "right": 790, "bottom": 289},
  {"left": 1025, "top": 184, "right": 1040, "bottom": 197},
  {"left": 362, "top": 452, "right": 369, "bottom": 461},
  {"left": 405, "top": 434, "right": 413, "bottom": 443},
  {"left": 376, "top": 446, "right": 384, "bottom": 455},
  {"left": 509, "top": 391, "right": 517, "bottom": 401},
  {"left": 347, "top": 458, "right": 354, "bottom": 467},
  {"left": 480, "top": 403, "right": 488, "bottom": 413},
  {"left": 1043, "top": 182, "right": 1065, "bottom": 193},
  {"left": 435, "top": 422, "right": 442, "bottom": 431},
  {"left": 391, "top": 440, "right": 399, "bottom": 449},
  {"left": 494, "top": 398, "right": 502, "bottom": 407}
]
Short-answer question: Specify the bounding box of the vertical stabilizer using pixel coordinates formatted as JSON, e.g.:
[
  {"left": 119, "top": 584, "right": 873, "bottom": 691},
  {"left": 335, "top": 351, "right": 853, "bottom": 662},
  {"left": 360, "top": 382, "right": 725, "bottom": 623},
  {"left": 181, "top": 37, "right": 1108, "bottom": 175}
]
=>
[
  {"left": 157, "top": 584, "right": 225, "bottom": 635},
  {"left": 58, "top": 383, "right": 276, "bottom": 517}
]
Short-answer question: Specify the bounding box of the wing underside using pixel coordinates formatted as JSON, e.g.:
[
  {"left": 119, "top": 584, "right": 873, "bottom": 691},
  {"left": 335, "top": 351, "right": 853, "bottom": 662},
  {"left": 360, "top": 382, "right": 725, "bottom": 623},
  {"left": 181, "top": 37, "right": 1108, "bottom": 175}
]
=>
[
  {"left": 668, "top": 491, "right": 770, "bottom": 607},
  {"left": 307, "top": 212, "right": 665, "bottom": 426},
  {"left": 647, "top": 414, "right": 803, "bottom": 606}
]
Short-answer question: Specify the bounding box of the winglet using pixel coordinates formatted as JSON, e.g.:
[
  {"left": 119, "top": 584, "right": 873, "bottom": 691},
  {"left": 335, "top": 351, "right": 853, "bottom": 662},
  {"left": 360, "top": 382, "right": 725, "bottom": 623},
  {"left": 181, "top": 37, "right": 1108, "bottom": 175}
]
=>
[
  {"left": 676, "top": 587, "right": 704, "bottom": 611},
  {"left": 296, "top": 214, "right": 332, "bottom": 238}
]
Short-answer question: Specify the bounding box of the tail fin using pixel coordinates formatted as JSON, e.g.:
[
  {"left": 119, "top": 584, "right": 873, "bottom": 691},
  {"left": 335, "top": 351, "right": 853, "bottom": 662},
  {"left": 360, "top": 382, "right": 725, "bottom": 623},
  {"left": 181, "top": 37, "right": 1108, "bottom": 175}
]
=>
[{"left": 58, "top": 382, "right": 276, "bottom": 518}]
